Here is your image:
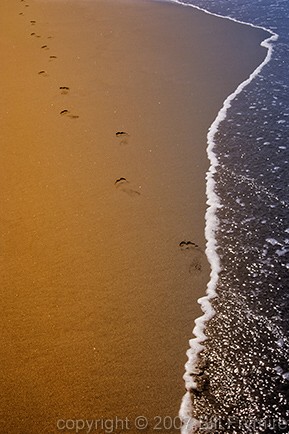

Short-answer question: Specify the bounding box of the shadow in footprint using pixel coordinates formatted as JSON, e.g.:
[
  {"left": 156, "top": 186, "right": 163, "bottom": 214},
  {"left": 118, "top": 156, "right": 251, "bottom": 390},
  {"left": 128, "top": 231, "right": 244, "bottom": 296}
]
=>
[
  {"left": 116, "top": 131, "right": 129, "bottom": 145},
  {"left": 49, "top": 55, "right": 57, "bottom": 61},
  {"left": 114, "top": 177, "right": 128, "bottom": 186},
  {"left": 41, "top": 45, "right": 49, "bottom": 50},
  {"left": 114, "top": 178, "right": 140, "bottom": 197},
  {"left": 59, "top": 86, "right": 70, "bottom": 95},
  {"left": 30, "top": 20, "right": 36, "bottom": 25},
  {"left": 179, "top": 240, "right": 199, "bottom": 250},
  {"left": 38, "top": 70, "right": 48, "bottom": 77},
  {"left": 60, "top": 109, "right": 79, "bottom": 119}
]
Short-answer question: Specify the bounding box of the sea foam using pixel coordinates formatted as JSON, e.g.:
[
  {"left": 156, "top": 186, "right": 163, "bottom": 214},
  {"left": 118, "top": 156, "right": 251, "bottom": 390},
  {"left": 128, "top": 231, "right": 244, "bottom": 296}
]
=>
[{"left": 162, "top": 1, "right": 279, "bottom": 432}]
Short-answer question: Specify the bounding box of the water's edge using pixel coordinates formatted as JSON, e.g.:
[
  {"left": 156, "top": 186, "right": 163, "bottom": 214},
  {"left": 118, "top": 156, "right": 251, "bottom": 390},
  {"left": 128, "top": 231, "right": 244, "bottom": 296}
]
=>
[{"left": 159, "top": 2, "right": 279, "bottom": 432}]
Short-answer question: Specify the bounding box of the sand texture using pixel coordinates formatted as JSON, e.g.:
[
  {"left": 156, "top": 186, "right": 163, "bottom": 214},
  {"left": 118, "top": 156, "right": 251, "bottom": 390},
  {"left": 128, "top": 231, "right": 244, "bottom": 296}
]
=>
[{"left": 0, "top": 0, "right": 268, "bottom": 432}]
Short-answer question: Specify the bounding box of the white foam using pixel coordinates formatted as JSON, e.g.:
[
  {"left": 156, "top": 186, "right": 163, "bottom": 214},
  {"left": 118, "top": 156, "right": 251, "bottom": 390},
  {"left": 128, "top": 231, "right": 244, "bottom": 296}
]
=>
[
  {"left": 164, "top": 2, "right": 279, "bottom": 433},
  {"left": 276, "top": 248, "right": 289, "bottom": 257},
  {"left": 275, "top": 365, "right": 284, "bottom": 375},
  {"left": 277, "top": 338, "right": 284, "bottom": 347},
  {"left": 266, "top": 237, "right": 280, "bottom": 246},
  {"left": 236, "top": 198, "right": 245, "bottom": 206}
]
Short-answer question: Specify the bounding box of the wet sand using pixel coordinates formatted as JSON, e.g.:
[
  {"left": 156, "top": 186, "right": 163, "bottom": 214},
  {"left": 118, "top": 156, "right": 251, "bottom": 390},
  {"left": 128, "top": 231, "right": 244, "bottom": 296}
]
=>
[{"left": 0, "top": 0, "right": 268, "bottom": 432}]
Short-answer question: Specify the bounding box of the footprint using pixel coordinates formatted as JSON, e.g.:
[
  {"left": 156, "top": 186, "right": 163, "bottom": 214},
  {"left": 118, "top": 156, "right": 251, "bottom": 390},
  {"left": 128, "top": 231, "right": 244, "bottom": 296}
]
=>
[
  {"left": 189, "top": 259, "right": 202, "bottom": 273},
  {"left": 49, "top": 55, "right": 57, "bottom": 60},
  {"left": 179, "top": 241, "right": 204, "bottom": 274},
  {"left": 30, "top": 20, "right": 36, "bottom": 25},
  {"left": 38, "top": 70, "right": 48, "bottom": 76},
  {"left": 19, "top": 12, "right": 23, "bottom": 15},
  {"left": 179, "top": 240, "right": 199, "bottom": 250},
  {"left": 124, "top": 189, "right": 141, "bottom": 197},
  {"left": 114, "top": 177, "right": 128, "bottom": 186},
  {"left": 60, "top": 109, "right": 79, "bottom": 119},
  {"left": 41, "top": 45, "right": 49, "bottom": 50},
  {"left": 59, "top": 86, "right": 70, "bottom": 94},
  {"left": 116, "top": 131, "right": 129, "bottom": 145},
  {"left": 114, "top": 178, "right": 140, "bottom": 196},
  {"left": 116, "top": 131, "right": 129, "bottom": 137}
]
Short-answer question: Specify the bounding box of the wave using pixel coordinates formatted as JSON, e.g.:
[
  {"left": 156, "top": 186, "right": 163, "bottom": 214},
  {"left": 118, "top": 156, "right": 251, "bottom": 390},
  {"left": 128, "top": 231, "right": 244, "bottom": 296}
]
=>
[{"left": 160, "top": 1, "right": 279, "bottom": 432}]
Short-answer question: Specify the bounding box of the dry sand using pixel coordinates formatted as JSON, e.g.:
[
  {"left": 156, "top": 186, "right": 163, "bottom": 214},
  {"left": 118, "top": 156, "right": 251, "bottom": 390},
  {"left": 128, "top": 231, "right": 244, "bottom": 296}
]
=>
[{"left": 0, "top": 0, "right": 268, "bottom": 432}]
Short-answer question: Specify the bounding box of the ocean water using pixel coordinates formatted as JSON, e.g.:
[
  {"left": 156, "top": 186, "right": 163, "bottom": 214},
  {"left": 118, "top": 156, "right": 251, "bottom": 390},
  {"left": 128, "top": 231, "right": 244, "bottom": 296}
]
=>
[{"left": 166, "top": 0, "right": 289, "bottom": 433}]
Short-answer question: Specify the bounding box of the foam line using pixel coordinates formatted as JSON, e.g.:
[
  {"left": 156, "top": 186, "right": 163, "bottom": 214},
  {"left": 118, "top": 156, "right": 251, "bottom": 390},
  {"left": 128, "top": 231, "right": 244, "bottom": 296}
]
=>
[{"left": 159, "top": 2, "right": 279, "bottom": 433}]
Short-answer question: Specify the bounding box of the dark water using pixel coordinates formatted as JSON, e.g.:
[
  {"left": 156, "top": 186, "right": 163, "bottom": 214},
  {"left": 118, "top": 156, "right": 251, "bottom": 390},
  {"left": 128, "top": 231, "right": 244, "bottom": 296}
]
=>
[{"left": 171, "top": 0, "right": 289, "bottom": 432}]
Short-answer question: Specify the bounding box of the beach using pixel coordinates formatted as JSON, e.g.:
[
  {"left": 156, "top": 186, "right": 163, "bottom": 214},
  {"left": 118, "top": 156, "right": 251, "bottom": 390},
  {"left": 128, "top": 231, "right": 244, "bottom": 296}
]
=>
[{"left": 0, "top": 0, "right": 268, "bottom": 432}]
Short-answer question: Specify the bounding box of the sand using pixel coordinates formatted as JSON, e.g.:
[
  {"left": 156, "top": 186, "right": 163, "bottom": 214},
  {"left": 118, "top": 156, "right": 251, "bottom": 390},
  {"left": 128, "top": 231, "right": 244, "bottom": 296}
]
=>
[{"left": 0, "top": 0, "right": 268, "bottom": 432}]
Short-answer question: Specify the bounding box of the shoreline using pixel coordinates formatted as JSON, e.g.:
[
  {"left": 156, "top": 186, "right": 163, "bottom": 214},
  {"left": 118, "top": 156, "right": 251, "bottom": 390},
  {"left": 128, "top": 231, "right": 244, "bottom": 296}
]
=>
[
  {"left": 173, "top": 2, "right": 278, "bottom": 430},
  {"left": 172, "top": 1, "right": 278, "bottom": 430},
  {"left": 0, "top": 0, "right": 270, "bottom": 432}
]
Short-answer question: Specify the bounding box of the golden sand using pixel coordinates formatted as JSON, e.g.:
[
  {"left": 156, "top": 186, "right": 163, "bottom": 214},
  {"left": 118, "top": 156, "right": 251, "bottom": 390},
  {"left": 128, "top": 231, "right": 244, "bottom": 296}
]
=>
[{"left": 0, "top": 0, "right": 268, "bottom": 432}]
